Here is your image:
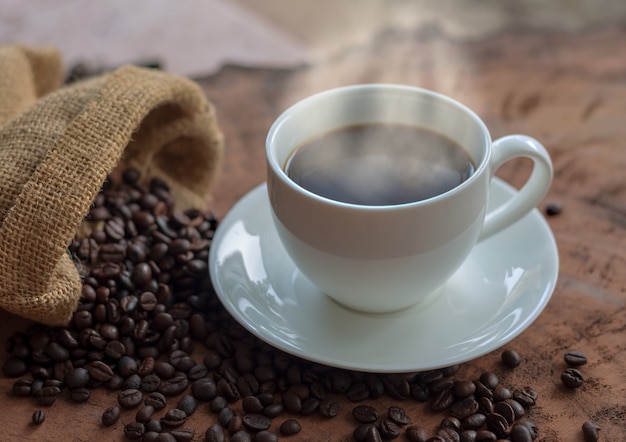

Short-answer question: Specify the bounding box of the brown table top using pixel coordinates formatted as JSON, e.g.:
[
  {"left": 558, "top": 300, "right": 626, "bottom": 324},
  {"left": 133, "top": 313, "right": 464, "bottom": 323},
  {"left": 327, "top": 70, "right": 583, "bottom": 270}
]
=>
[{"left": 2, "top": 12, "right": 626, "bottom": 442}]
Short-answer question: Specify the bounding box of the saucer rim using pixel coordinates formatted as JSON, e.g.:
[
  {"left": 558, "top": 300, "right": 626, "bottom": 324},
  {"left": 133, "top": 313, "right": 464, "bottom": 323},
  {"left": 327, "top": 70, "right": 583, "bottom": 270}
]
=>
[{"left": 209, "top": 179, "right": 559, "bottom": 372}]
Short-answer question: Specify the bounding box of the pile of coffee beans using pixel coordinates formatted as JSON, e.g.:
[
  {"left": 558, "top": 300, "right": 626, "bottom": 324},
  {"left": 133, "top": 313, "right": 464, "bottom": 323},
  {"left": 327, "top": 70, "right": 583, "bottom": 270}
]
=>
[{"left": 2, "top": 168, "right": 556, "bottom": 441}]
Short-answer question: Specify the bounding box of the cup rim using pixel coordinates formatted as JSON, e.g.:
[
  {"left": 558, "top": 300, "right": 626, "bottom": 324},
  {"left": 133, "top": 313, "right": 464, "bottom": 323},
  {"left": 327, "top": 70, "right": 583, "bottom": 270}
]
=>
[{"left": 266, "top": 83, "right": 492, "bottom": 211}]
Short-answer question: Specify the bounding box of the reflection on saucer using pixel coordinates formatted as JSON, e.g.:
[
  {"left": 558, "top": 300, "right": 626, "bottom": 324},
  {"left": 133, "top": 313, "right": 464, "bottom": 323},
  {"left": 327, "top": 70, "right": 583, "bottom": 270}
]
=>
[{"left": 209, "top": 180, "right": 558, "bottom": 373}]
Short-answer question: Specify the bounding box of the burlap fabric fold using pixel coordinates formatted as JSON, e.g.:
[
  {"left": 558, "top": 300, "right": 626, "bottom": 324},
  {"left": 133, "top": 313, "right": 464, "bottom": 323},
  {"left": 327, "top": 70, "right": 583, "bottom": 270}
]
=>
[{"left": 0, "top": 45, "right": 224, "bottom": 326}]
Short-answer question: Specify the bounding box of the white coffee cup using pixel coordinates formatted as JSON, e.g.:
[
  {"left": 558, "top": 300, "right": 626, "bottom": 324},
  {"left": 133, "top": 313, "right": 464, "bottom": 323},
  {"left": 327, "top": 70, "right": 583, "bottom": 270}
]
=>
[{"left": 266, "top": 84, "right": 552, "bottom": 313}]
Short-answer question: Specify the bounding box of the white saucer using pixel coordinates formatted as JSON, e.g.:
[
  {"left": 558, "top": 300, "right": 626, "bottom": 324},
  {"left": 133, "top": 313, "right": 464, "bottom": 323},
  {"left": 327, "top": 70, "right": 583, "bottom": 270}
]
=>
[{"left": 209, "top": 179, "right": 558, "bottom": 373}]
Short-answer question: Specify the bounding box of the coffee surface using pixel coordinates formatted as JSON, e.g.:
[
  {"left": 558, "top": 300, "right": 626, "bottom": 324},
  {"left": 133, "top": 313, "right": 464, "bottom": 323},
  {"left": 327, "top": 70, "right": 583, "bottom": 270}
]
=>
[{"left": 285, "top": 123, "right": 475, "bottom": 206}]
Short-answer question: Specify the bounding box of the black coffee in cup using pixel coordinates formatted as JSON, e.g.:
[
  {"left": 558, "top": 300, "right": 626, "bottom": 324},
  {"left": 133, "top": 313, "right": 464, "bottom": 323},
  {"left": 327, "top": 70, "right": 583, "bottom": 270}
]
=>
[{"left": 285, "top": 123, "right": 475, "bottom": 206}]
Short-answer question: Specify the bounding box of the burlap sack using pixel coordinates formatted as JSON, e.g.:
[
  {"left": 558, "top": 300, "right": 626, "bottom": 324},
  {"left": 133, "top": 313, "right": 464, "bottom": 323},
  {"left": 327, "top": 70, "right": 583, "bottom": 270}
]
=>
[{"left": 0, "top": 45, "right": 224, "bottom": 326}]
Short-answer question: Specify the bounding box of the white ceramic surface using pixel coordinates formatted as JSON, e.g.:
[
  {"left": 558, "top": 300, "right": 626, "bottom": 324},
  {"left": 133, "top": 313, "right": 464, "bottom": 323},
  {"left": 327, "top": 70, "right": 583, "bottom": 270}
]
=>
[
  {"left": 209, "top": 179, "right": 559, "bottom": 373},
  {"left": 266, "top": 84, "right": 553, "bottom": 313}
]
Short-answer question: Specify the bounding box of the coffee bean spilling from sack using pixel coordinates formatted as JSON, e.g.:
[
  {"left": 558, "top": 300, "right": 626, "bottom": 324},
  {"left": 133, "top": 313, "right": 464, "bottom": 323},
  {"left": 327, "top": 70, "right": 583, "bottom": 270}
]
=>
[{"left": 2, "top": 169, "right": 547, "bottom": 441}]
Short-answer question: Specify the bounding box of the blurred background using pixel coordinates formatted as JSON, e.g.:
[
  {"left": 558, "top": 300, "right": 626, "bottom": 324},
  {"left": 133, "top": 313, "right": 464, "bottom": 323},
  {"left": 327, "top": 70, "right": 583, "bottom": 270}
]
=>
[{"left": 2, "top": 0, "right": 625, "bottom": 79}]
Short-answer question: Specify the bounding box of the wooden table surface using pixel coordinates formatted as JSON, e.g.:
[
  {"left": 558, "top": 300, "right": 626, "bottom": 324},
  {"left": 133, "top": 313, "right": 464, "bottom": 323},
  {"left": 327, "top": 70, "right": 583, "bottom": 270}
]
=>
[{"left": 2, "top": 11, "right": 626, "bottom": 442}]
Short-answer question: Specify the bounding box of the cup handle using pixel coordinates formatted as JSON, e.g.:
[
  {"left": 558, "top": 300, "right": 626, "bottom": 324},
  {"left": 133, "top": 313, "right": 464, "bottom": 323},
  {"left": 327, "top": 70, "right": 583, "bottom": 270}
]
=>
[{"left": 478, "top": 135, "right": 553, "bottom": 241}]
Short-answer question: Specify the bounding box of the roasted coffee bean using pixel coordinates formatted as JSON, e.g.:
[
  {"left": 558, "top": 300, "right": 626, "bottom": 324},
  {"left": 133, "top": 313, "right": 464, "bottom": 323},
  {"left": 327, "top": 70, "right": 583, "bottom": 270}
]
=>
[
  {"left": 477, "top": 397, "right": 494, "bottom": 415},
  {"left": 561, "top": 368, "right": 584, "bottom": 388},
  {"left": 191, "top": 378, "right": 216, "bottom": 401},
  {"left": 228, "top": 415, "right": 243, "bottom": 433},
  {"left": 521, "top": 420, "right": 539, "bottom": 440},
  {"left": 462, "top": 413, "right": 486, "bottom": 430},
  {"left": 325, "top": 370, "right": 352, "bottom": 393},
  {"left": 411, "top": 383, "right": 430, "bottom": 402},
  {"left": 353, "top": 424, "right": 375, "bottom": 441},
  {"left": 36, "top": 385, "right": 60, "bottom": 406},
  {"left": 493, "top": 401, "right": 516, "bottom": 424},
  {"left": 240, "top": 396, "right": 262, "bottom": 415},
  {"left": 154, "top": 361, "right": 176, "bottom": 379},
  {"left": 257, "top": 392, "right": 275, "bottom": 407},
  {"left": 301, "top": 397, "right": 320, "bottom": 416},
  {"left": 479, "top": 372, "right": 499, "bottom": 390},
  {"left": 32, "top": 410, "right": 45, "bottom": 425},
  {"left": 512, "top": 387, "right": 537, "bottom": 407},
  {"left": 145, "top": 419, "right": 162, "bottom": 433},
  {"left": 582, "top": 421, "right": 601, "bottom": 442},
  {"left": 319, "top": 398, "right": 340, "bottom": 418},
  {"left": 492, "top": 384, "right": 512, "bottom": 402},
  {"left": 453, "top": 380, "right": 476, "bottom": 398},
  {"left": 440, "top": 416, "right": 462, "bottom": 432},
  {"left": 450, "top": 397, "right": 479, "bottom": 420},
  {"left": 124, "top": 422, "right": 145, "bottom": 440},
  {"left": 263, "top": 403, "right": 284, "bottom": 418},
  {"left": 187, "top": 364, "right": 208, "bottom": 381},
  {"left": 209, "top": 396, "right": 228, "bottom": 413},
  {"left": 364, "top": 426, "right": 385, "bottom": 442},
  {"left": 216, "top": 378, "right": 240, "bottom": 402},
  {"left": 205, "top": 424, "right": 226, "bottom": 442},
  {"left": 431, "top": 389, "right": 455, "bottom": 411},
  {"left": 346, "top": 381, "right": 370, "bottom": 401},
  {"left": 45, "top": 379, "right": 64, "bottom": 389},
  {"left": 242, "top": 413, "right": 271, "bottom": 431},
  {"left": 473, "top": 381, "right": 493, "bottom": 400},
  {"left": 64, "top": 367, "right": 90, "bottom": 389},
  {"left": 12, "top": 379, "right": 33, "bottom": 397},
  {"left": 253, "top": 365, "right": 276, "bottom": 383},
  {"left": 88, "top": 360, "right": 114, "bottom": 381},
  {"left": 29, "top": 378, "right": 44, "bottom": 396},
  {"left": 388, "top": 405, "right": 411, "bottom": 426},
  {"left": 474, "top": 429, "right": 497, "bottom": 441},
  {"left": 104, "top": 340, "right": 126, "bottom": 359},
  {"left": 143, "top": 431, "right": 159, "bottom": 442},
  {"left": 544, "top": 201, "right": 562, "bottom": 216},
  {"left": 140, "top": 374, "right": 160, "bottom": 392},
  {"left": 382, "top": 374, "right": 410, "bottom": 400},
  {"left": 154, "top": 433, "right": 177, "bottom": 442},
  {"left": 120, "top": 375, "right": 142, "bottom": 392},
  {"left": 378, "top": 417, "right": 402, "bottom": 439},
  {"left": 282, "top": 390, "right": 302, "bottom": 414},
  {"left": 417, "top": 370, "right": 443, "bottom": 385},
  {"left": 352, "top": 405, "right": 379, "bottom": 423},
  {"left": 170, "top": 427, "right": 194, "bottom": 442},
  {"left": 236, "top": 374, "right": 259, "bottom": 397},
  {"left": 509, "top": 423, "right": 533, "bottom": 442},
  {"left": 46, "top": 341, "right": 70, "bottom": 362},
  {"left": 564, "top": 350, "right": 588, "bottom": 367},
  {"left": 218, "top": 407, "right": 235, "bottom": 427},
  {"left": 117, "top": 356, "right": 138, "bottom": 377},
  {"left": 161, "top": 408, "right": 188, "bottom": 427},
  {"left": 176, "top": 395, "right": 198, "bottom": 416},
  {"left": 136, "top": 405, "right": 155, "bottom": 423},
  {"left": 70, "top": 387, "right": 91, "bottom": 403},
  {"left": 230, "top": 431, "right": 252, "bottom": 442},
  {"left": 405, "top": 426, "right": 429, "bottom": 442},
  {"left": 159, "top": 375, "right": 189, "bottom": 396},
  {"left": 145, "top": 391, "right": 167, "bottom": 410},
  {"left": 486, "top": 413, "right": 510, "bottom": 439},
  {"left": 169, "top": 350, "right": 195, "bottom": 372},
  {"left": 363, "top": 375, "right": 384, "bottom": 399},
  {"left": 430, "top": 378, "right": 455, "bottom": 394},
  {"left": 118, "top": 388, "right": 143, "bottom": 409},
  {"left": 255, "top": 430, "right": 278, "bottom": 442},
  {"left": 501, "top": 349, "right": 522, "bottom": 368},
  {"left": 102, "top": 406, "right": 121, "bottom": 426},
  {"left": 280, "top": 419, "right": 301, "bottom": 436},
  {"left": 504, "top": 399, "right": 526, "bottom": 419},
  {"left": 438, "top": 427, "right": 461, "bottom": 442},
  {"left": 460, "top": 430, "right": 477, "bottom": 442}
]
